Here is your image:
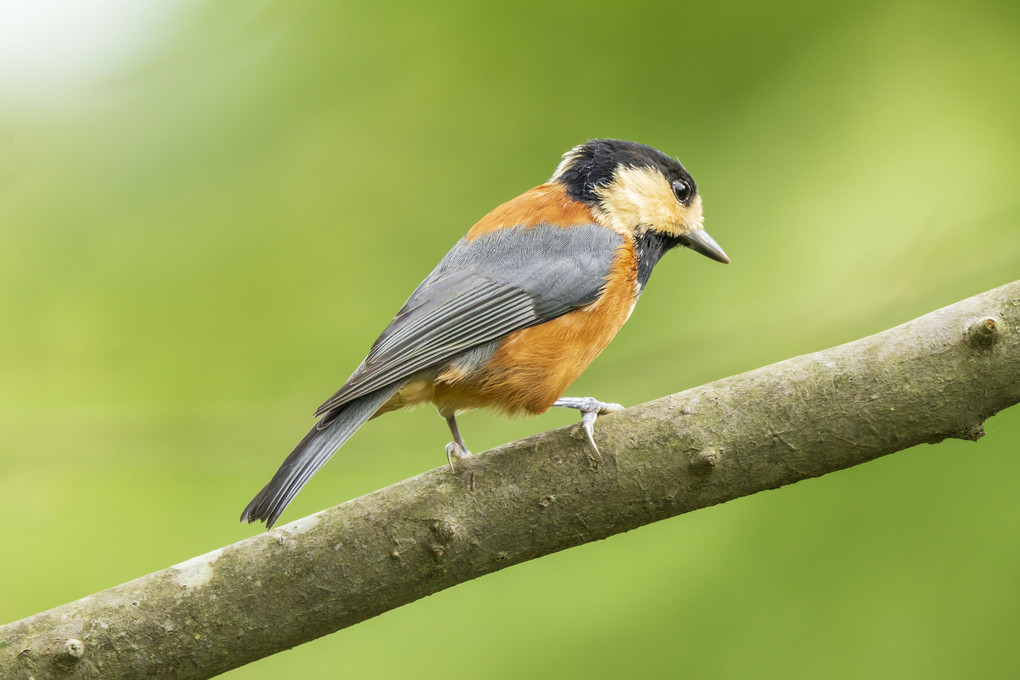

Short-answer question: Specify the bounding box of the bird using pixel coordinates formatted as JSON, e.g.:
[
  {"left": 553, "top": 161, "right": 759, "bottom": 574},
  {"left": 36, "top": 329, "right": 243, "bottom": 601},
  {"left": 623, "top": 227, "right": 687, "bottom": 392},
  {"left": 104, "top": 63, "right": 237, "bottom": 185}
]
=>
[{"left": 241, "top": 138, "right": 729, "bottom": 528}]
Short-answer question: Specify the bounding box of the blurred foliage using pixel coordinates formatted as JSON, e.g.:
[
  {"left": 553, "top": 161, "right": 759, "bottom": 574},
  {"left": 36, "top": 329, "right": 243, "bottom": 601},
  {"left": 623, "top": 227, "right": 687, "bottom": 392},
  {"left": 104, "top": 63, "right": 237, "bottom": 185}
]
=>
[{"left": 1, "top": 0, "right": 1018, "bottom": 678}]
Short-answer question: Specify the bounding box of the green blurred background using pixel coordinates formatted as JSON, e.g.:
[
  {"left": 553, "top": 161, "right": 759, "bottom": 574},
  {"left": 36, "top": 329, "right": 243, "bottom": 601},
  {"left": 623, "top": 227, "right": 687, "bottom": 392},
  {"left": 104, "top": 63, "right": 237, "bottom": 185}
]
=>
[{"left": 1, "top": 0, "right": 1018, "bottom": 677}]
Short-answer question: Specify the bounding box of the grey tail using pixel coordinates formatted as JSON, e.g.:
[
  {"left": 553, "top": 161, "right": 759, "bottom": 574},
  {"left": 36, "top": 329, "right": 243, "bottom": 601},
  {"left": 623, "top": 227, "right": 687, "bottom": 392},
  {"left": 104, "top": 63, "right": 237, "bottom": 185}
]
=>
[{"left": 241, "top": 382, "right": 404, "bottom": 528}]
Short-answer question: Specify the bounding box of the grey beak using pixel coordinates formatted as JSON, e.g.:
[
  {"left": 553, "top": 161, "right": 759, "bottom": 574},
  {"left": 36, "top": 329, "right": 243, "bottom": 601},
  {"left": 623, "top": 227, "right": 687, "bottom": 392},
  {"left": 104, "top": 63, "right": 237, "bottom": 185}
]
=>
[{"left": 679, "top": 229, "right": 729, "bottom": 264}]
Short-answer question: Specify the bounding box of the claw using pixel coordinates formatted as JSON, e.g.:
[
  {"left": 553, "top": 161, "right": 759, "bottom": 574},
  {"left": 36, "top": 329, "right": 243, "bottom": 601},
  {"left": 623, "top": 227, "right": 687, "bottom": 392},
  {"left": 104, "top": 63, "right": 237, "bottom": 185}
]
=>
[
  {"left": 553, "top": 396, "right": 624, "bottom": 460},
  {"left": 444, "top": 414, "right": 472, "bottom": 470},
  {"left": 445, "top": 441, "right": 472, "bottom": 471},
  {"left": 581, "top": 409, "right": 601, "bottom": 459}
]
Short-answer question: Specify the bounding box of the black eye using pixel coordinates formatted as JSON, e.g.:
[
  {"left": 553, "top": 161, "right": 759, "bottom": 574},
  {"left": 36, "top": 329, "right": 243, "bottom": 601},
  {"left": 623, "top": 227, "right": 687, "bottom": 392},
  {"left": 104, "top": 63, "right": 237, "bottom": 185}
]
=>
[{"left": 671, "top": 179, "right": 692, "bottom": 204}]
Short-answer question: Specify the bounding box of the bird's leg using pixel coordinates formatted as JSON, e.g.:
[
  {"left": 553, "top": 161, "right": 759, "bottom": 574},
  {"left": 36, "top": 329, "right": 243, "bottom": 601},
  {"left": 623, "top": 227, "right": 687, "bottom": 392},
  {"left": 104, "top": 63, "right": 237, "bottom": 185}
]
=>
[
  {"left": 444, "top": 414, "right": 472, "bottom": 470},
  {"left": 552, "top": 397, "right": 624, "bottom": 459}
]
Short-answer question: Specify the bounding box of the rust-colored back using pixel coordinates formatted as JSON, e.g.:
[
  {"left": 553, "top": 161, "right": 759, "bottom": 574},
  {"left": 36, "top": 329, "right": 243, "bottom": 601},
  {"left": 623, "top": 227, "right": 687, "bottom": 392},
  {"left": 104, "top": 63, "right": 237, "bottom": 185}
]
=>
[{"left": 465, "top": 183, "right": 596, "bottom": 240}]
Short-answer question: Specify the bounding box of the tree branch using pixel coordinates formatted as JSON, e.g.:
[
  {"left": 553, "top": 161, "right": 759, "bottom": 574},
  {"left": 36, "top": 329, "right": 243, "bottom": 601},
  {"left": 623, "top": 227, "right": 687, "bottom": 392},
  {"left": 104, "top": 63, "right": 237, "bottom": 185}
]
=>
[{"left": 4, "top": 281, "right": 1019, "bottom": 680}]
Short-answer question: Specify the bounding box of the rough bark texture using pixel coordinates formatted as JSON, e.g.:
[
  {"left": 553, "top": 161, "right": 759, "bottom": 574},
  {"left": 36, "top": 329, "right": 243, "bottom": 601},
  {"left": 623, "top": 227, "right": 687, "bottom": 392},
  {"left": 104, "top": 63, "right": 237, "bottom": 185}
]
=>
[{"left": 3, "top": 281, "right": 1019, "bottom": 680}]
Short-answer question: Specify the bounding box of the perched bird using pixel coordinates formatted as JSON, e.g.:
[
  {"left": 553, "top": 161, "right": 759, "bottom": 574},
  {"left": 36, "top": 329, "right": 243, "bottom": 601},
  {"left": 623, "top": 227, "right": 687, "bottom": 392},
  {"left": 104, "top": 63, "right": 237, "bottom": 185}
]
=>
[{"left": 242, "top": 139, "right": 729, "bottom": 528}]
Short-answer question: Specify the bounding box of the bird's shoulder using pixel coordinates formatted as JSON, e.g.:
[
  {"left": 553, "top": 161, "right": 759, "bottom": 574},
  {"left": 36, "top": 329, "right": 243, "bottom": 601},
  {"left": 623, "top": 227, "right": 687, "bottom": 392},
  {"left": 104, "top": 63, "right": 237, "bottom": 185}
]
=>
[{"left": 464, "top": 182, "right": 602, "bottom": 240}]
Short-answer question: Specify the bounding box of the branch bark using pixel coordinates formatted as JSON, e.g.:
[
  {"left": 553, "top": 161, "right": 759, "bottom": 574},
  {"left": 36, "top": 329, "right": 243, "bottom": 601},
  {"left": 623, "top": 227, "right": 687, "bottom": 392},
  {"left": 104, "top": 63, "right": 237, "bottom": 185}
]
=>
[{"left": 4, "top": 281, "right": 1020, "bottom": 680}]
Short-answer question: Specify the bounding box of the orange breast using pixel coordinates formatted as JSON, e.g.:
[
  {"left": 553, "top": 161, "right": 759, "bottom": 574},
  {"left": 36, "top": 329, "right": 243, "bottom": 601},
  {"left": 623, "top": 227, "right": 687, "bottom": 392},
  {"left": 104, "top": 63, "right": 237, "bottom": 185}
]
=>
[{"left": 431, "top": 241, "right": 639, "bottom": 416}]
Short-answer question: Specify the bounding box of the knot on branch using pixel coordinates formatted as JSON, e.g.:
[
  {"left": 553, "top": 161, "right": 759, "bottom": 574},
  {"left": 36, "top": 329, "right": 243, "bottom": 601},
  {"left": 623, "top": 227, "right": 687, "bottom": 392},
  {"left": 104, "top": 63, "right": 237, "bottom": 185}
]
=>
[
  {"left": 690, "top": 449, "right": 721, "bottom": 471},
  {"left": 430, "top": 520, "right": 457, "bottom": 559},
  {"left": 966, "top": 316, "right": 1000, "bottom": 346},
  {"left": 56, "top": 638, "right": 85, "bottom": 667}
]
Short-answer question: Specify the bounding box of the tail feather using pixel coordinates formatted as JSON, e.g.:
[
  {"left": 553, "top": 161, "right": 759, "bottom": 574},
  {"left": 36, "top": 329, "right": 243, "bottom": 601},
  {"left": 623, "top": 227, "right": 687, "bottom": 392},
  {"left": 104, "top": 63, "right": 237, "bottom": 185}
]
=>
[{"left": 241, "top": 382, "right": 403, "bottom": 528}]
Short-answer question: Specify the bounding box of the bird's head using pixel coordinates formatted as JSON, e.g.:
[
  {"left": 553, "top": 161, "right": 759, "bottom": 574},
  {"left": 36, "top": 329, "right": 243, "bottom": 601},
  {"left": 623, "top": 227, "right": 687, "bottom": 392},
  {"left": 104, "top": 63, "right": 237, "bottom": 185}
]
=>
[{"left": 551, "top": 139, "right": 729, "bottom": 264}]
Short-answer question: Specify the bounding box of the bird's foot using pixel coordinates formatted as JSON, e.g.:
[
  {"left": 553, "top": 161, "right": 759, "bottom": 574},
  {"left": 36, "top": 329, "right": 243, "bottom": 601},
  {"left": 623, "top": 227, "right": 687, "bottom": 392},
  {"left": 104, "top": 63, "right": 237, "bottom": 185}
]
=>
[
  {"left": 445, "top": 441, "right": 472, "bottom": 471},
  {"left": 553, "top": 396, "right": 624, "bottom": 460}
]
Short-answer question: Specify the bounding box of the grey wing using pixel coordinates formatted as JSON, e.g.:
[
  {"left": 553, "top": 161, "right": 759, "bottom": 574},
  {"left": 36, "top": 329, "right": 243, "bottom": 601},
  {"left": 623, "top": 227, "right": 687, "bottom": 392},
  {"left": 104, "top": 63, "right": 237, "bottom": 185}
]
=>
[{"left": 314, "top": 224, "right": 624, "bottom": 417}]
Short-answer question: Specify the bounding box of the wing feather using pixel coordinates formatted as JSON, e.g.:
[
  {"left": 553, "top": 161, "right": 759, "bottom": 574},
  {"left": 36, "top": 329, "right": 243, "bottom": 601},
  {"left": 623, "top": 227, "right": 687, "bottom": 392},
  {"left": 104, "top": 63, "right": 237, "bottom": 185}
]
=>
[{"left": 315, "top": 224, "right": 624, "bottom": 417}]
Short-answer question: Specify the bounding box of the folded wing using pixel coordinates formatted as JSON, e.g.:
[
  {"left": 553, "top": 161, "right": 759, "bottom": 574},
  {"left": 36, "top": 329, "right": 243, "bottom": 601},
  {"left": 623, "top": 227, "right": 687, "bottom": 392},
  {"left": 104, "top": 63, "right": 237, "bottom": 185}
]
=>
[{"left": 315, "top": 223, "right": 625, "bottom": 420}]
